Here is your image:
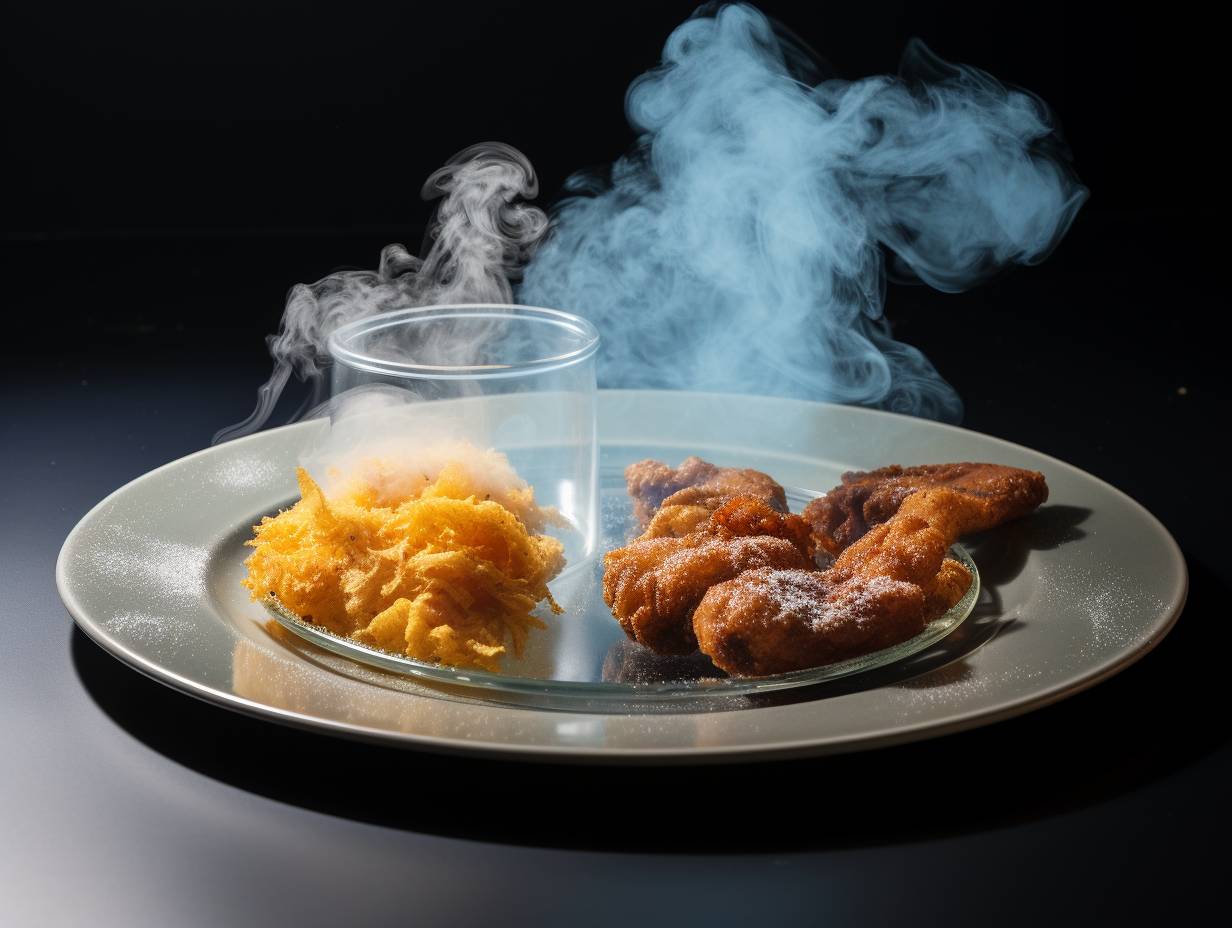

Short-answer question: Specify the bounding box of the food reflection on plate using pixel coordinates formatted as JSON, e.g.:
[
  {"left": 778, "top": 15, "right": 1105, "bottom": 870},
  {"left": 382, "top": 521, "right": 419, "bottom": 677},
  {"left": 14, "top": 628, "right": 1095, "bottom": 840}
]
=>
[
  {"left": 600, "top": 638, "right": 722, "bottom": 686},
  {"left": 232, "top": 624, "right": 730, "bottom": 739},
  {"left": 232, "top": 623, "right": 491, "bottom": 736}
]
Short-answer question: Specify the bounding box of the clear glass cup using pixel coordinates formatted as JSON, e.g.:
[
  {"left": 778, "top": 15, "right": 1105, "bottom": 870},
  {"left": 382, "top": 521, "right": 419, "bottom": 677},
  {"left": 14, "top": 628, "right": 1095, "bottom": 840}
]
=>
[{"left": 325, "top": 304, "right": 600, "bottom": 568}]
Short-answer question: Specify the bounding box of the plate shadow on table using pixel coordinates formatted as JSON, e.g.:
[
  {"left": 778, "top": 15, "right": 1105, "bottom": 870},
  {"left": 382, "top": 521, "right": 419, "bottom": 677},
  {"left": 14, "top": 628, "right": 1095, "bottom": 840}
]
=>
[
  {"left": 963, "top": 503, "right": 1091, "bottom": 611},
  {"left": 71, "top": 520, "right": 1224, "bottom": 856}
]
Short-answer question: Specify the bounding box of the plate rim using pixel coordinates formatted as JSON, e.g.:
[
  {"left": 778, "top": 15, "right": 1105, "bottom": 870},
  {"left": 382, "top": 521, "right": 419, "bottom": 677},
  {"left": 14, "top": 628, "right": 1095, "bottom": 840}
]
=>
[{"left": 57, "top": 389, "right": 1189, "bottom": 764}]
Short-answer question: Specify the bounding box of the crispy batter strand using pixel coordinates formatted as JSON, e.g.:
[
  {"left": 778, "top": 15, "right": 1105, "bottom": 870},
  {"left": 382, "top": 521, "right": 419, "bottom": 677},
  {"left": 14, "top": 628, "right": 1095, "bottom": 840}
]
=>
[{"left": 244, "top": 465, "right": 563, "bottom": 671}]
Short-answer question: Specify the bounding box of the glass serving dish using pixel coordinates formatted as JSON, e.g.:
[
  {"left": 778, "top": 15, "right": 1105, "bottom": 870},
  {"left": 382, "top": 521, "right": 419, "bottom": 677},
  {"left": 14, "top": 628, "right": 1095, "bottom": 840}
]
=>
[
  {"left": 263, "top": 481, "right": 979, "bottom": 703},
  {"left": 326, "top": 303, "right": 601, "bottom": 567}
]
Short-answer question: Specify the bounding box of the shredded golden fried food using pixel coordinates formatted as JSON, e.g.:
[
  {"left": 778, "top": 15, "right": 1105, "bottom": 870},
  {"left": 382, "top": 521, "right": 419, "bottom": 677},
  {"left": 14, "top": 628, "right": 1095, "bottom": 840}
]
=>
[{"left": 243, "top": 460, "right": 564, "bottom": 671}]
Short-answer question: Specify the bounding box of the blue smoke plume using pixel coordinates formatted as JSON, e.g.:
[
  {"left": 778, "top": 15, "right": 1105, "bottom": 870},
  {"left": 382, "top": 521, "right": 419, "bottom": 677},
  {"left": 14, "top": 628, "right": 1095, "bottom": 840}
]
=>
[{"left": 520, "top": 3, "right": 1088, "bottom": 420}]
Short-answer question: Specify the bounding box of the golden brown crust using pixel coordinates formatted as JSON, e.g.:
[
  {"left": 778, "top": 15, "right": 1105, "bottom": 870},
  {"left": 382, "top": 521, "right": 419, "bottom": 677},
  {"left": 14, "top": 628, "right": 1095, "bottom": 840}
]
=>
[
  {"left": 803, "top": 462, "right": 1048, "bottom": 555},
  {"left": 693, "top": 567, "right": 928, "bottom": 676},
  {"left": 604, "top": 533, "right": 810, "bottom": 655},
  {"left": 639, "top": 503, "right": 714, "bottom": 540},
  {"left": 922, "top": 557, "right": 972, "bottom": 620},
  {"left": 708, "top": 496, "right": 816, "bottom": 560},
  {"left": 602, "top": 496, "right": 811, "bottom": 654},
  {"left": 696, "top": 486, "right": 1011, "bottom": 675},
  {"left": 625, "top": 456, "right": 788, "bottom": 531},
  {"left": 609, "top": 457, "right": 1047, "bottom": 677}
]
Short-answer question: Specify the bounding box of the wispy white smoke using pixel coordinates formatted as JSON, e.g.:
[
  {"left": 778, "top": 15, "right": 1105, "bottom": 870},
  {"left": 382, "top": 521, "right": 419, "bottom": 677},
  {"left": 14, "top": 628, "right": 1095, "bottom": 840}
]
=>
[
  {"left": 519, "top": 3, "right": 1088, "bottom": 420},
  {"left": 219, "top": 3, "right": 1087, "bottom": 442},
  {"left": 214, "top": 142, "right": 547, "bottom": 443}
]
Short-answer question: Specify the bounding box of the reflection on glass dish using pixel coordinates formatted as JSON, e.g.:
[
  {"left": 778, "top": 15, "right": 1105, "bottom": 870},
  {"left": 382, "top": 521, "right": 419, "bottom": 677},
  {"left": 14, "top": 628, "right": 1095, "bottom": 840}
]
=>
[{"left": 261, "top": 482, "right": 979, "bottom": 703}]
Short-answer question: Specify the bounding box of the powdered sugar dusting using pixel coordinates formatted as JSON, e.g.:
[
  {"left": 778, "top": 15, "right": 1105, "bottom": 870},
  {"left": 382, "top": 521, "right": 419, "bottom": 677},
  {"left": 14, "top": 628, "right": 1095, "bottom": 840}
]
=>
[
  {"left": 103, "top": 610, "right": 195, "bottom": 647},
  {"left": 211, "top": 456, "right": 282, "bottom": 491},
  {"left": 1054, "top": 562, "right": 1169, "bottom": 657},
  {"left": 886, "top": 555, "right": 1173, "bottom": 719},
  {"left": 602, "top": 489, "right": 640, "bottom": 542},
  {"left": 84, "top": 524, "right": 208, "bottom": 609},
  {"left": 719, "top": 567, "right": 916, "bottom": 632},
  {"left": 1091, "top": 576, "right": 1167, "bottom": 653},
  {"left": 658, "top": 534, "right": 793, "bottom": 574},
  {"left": 890, "top": 662, "right": 1048, "bottom": 718}
]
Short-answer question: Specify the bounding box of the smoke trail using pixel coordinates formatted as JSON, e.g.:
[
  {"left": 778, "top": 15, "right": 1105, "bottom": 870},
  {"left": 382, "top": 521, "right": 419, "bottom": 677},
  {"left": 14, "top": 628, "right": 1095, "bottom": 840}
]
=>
[
  {"left": 520, "top": 3, "right": 1087, "bottom": 419},
  {"left": 214, "top": 142, "right": 547, "bottom": 444}
]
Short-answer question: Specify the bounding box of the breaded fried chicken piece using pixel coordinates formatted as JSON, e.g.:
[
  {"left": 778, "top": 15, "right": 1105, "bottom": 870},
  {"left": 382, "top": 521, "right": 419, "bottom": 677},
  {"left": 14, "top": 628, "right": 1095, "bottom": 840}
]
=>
[
  {"left": 694, "top": 567, "right": 928, "bottom": 675},
  {"left": 803, "top": 462, "right": 1048, "bottom": 556},
  {"left": 603, "top": 497, "right": 812, "bottom": 654},
  {"left": 923, "top": 557, "right": 973, "bottom": 619},
  {"left": 695, "top": 483, "right": 1035, "bottom": 675},
  {"left": 625, "top": 457, "right": 788, "bottom": 530},
  {"left": 639, "top": 503, "right": 716, "bottom": 540}
]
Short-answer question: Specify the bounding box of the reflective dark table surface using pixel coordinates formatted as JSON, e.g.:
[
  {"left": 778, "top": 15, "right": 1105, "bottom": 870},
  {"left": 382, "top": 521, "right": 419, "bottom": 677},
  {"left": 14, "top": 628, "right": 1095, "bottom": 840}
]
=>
[{"left": 2, "top": 224, "right": 1224, "bottom": 925}]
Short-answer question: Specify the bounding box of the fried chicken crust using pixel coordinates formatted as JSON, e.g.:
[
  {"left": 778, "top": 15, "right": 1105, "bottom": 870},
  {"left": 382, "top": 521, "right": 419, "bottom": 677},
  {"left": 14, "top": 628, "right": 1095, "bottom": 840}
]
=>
[
  {"left": 694, "top": 567, "right": 927, "bottom": 675},
  {"left": 610, "top": 456, "right": 1045, "bottom": 677},
  {"left": 803, "top": 462, "right": 1048, "bottom": 556},
  {"left": 625, "top": 457, "right": 788, "bottom": 531},
  {"left": 923, "top": 557, "right": 973, "bottom": 619},
  {"left": 695, "top": 485, "right": 1023, "bottom": 675},
  {"left": 603, "top": 496, "right": 812, "bottom": 654}
]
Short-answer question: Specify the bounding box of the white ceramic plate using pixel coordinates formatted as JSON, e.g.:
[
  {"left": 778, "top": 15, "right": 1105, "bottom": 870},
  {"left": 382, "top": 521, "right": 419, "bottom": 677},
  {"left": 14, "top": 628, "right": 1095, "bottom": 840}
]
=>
[{"left": 57, "top": 390, "right": 1187, "bottom": 763}]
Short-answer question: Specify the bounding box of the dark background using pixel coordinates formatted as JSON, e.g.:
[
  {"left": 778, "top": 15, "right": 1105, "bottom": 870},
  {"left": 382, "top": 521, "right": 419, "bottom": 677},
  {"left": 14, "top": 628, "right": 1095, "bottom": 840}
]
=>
[
  {"left": 3, "top": 2, "right": 1226, "bottom": 924},
  {"left": 4, "top": 0, "right": 1219, "bottom": 237},
  {"left": 3, "top": 0, "right": 1222, "bottom": 502},
  {"left": 4, "top": 0, "right": 1224, "bottom": 372}
]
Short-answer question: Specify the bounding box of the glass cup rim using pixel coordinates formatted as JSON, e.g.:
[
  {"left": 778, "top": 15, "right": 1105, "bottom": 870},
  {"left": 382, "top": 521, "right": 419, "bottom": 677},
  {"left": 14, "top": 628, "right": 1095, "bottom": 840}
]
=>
[{"left": 327, "top": 303, "right": 601, "bottom": 380}]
